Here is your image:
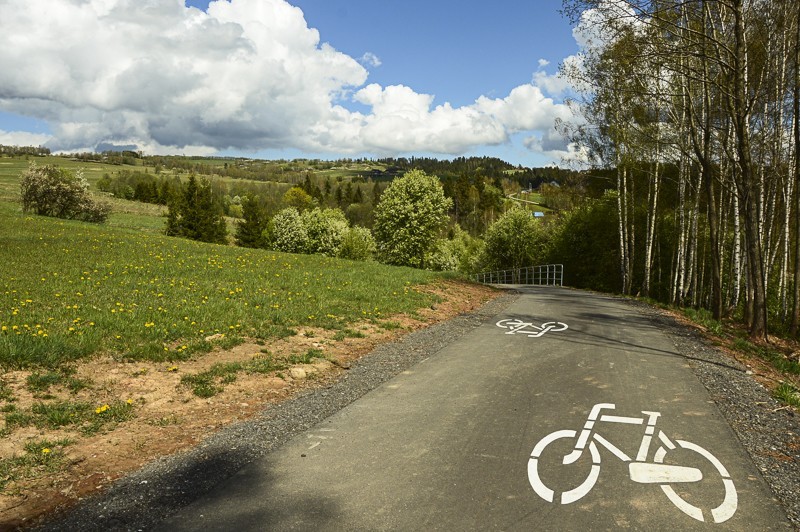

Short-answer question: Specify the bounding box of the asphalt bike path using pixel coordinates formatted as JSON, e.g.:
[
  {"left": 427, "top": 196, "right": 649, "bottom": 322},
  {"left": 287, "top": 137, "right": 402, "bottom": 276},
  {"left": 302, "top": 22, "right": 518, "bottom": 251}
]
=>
[{"left": 158, "top": 287, "right": 790, "bottom": 530}]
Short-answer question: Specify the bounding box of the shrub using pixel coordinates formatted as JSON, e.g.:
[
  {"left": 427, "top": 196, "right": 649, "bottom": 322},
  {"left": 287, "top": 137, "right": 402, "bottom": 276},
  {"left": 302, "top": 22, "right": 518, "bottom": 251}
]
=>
[
  {"left": 19, "top": 163, "right": 110, "bottom": 223},
  {"left": 302, "top": 208, "right": 348, "bottom": 256},
  {"left": 338, "top": 226, "right": 376, "bottom": 261},
  {"left": 478, "top": 206, "right": 547, "bottom": 271},
  {"left": 267, "top": 207, "right": 309, "bottom": 253},
  {"left": 426, "top": 239, "right": 459, "bottom": 271},
  {"left": 426, "top": 225, "right": 484, "bottom": 272}
]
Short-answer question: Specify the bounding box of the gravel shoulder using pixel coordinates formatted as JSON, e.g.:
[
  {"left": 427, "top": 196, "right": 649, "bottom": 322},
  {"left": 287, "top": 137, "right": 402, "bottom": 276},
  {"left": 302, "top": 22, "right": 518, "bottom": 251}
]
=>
[
  {"left": 630, "top": 298, "right": 800, "bottom": 528},
  {"left": 31, "top": 289, "right": 800, "bottom": 531}
]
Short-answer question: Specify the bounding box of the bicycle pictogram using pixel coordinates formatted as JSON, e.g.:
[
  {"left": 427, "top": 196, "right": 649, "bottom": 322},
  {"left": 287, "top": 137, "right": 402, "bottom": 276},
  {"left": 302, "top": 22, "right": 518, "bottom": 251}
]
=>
[
  {"left": 527, "top": 403, "right": 737, "bottom": 523},
  {"left": 496, "top": 318, "right": 568, "bottom": 337}
]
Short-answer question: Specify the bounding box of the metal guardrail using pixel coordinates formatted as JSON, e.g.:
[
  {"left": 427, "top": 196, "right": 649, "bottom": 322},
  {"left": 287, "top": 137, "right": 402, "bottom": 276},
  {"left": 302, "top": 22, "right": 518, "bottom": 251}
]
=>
[{"left": 474, "top": 264, "right": 564, "bottom": 287}]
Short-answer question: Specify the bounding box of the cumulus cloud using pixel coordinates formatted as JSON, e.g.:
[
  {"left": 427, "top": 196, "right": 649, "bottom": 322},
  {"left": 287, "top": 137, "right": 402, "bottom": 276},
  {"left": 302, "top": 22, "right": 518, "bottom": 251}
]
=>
[
  {"left": 359, "top": 52, "right": 382, "bottom": 68},
  {"left": 572, "top": 0, "right": 640, "bottom": 50},
  {"left": 301, "top": 82, "right": 573, "bottom": 156},
  {"left": 0, "top": 130, "right": 52, "bottom": 148},
  {"left": 524, "top": 132, "right": 588, "bottom": 166},
  {"left": 532, "top": 70, "right": 573, "bottom": 97},
  {"left": 0, "top": 0, "right": 573, "bottom": 159},
  {"left": 0, "top": 0, "right": 367, "bottom": 153}
]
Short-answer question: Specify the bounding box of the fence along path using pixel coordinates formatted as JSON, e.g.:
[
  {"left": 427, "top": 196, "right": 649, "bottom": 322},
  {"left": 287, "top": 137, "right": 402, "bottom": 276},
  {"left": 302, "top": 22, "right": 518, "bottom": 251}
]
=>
[{"left": 474, "top": 264, "right": 563, "bottom": 286}]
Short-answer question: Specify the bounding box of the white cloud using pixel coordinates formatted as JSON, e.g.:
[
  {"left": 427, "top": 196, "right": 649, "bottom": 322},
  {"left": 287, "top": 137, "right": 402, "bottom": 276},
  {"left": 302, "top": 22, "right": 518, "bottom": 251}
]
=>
[
  {"left": 572, "top": 1, "right": 640, "bottom": 51},
  {"left": 301, "top": 82, "right": 573, "bottom": 156},
  {"left": 532, "top": 70, "right": 573, "bottom": 97},
  {"left": 0, "top": 0, "right": 573, "bottom": 160},
  {"left": 538, "top": 58, "right": 550, "bottom": 67},
  {"left": 359, "top": 52, "right": 382, "bottom": 68},
  {"left": 0, "top": 130, "right": 52, "bottom": 147},
  {"left": 524, "top": 133, "right": 588, "bottom": 166},
  {"left": 0, "top": 0, "right": 367, "bottom": 152}
]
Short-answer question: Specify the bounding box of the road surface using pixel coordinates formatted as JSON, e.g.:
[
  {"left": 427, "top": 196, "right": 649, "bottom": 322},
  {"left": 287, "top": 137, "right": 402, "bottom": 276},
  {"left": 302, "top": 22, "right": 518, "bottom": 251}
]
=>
[{"left": 157, "top": 287, "right": 791, "bottom": 530}]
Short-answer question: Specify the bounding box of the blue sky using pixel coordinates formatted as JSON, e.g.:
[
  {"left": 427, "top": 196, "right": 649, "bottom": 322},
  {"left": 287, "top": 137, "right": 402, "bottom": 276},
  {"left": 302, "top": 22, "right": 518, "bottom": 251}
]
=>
[
  {"left": 272, "top": 0, "right": 577, "bottom": 105},
  {"left": 0, "top": 0, "right": 584, "bottom": 166}
]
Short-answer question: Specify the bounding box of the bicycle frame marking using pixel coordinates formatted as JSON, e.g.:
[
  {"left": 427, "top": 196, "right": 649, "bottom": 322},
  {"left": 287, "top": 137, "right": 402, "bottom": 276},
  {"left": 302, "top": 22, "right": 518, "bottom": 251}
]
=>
[
  {"left": 495, "top": 319, "right": 568, "bottom": 338},
  {"left": 528, "top": 403, "right": 738, "bottom": 523}
]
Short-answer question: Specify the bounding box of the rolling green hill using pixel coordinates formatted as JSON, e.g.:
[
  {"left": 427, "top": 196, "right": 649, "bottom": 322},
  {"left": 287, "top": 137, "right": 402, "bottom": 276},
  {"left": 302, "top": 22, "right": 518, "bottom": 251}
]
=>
[{"left": 0, "top": 163, "right": 444, "bottom": 370}]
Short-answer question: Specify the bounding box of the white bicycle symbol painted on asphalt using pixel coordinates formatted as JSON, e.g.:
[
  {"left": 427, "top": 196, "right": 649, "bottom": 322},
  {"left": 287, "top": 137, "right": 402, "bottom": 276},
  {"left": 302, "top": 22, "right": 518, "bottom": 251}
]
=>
[
  {"left": 528, "top": 403, "right": 737, "bottom": 523},
  {"left": 496, "top": 318, "right": 568, "bottom": 337}
]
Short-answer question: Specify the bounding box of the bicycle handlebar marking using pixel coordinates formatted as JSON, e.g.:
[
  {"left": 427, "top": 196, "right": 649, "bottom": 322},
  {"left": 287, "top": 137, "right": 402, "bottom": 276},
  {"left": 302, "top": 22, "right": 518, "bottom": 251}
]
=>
[{"left": 527, "top": 403, "right": 738, "bottom": 524}]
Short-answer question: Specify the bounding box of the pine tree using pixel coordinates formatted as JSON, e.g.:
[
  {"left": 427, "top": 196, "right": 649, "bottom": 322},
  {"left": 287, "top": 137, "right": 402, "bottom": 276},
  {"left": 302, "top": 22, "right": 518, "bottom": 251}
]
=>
[
  {"left": 235, "top": 196, "right": 267, "bottom": 248},
  {"left": 164, "top": 175, "right": 227, "bottom": 244}
]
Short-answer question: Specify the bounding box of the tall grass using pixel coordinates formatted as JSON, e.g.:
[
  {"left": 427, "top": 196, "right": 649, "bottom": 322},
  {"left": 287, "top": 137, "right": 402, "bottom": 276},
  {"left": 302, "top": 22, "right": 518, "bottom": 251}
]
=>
[{"left": 0, "top": 202, "right": 439, "bottom": 368}]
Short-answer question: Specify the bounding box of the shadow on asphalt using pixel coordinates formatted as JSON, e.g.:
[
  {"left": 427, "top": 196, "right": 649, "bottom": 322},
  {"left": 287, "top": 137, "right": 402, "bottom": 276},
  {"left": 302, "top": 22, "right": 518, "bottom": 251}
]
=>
[
  {"left": 157, "top": 458, "right": 343, "bottom": 531},
  {"left": 37, "top": 444, "right": 342, "bottom": 531},
  {"left": 496, "top": 305, "right": 744, "bottom": 375}
]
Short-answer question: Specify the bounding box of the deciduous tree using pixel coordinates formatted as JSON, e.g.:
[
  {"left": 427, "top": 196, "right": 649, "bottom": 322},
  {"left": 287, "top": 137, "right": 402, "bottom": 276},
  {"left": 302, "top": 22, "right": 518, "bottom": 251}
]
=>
[{"left": 373, "top": 169, "right": 452, "bottom": 268}]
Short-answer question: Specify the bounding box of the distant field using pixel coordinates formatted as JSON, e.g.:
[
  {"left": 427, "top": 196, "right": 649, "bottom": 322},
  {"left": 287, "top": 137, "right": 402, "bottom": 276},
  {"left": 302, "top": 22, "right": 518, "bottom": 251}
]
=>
[
  {"left": 0, "top": 156, "right": 153, "bottom": 204},
  {"left": 0, "top": 200, "right": 440, "bottom": 369},
  {"left": 508, "top": 191, "right": 553, "bottom": 214}
]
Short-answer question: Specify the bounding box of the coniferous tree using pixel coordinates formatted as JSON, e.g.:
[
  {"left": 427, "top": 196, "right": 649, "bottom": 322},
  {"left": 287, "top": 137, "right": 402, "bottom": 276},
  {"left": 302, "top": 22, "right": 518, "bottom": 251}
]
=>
[
  {"left": 235, "top": 196, "right": 268, "bottom": 248},
  {"left": 165, "top": 174, "right": 227, "bottom": 244}
]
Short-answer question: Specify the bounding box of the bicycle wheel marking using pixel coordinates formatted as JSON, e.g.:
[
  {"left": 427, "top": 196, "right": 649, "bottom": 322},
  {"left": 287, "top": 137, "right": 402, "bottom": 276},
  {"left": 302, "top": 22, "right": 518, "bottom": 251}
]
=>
[
  {"left": 496, "top": 318, "right": 568, "bottom": 338},
  {"left": 528, "top": 430, "right": 601, "bottom": 504},
  {"left": 528, "top": 403, "right": 738, "bottom": 524},
  {"left": 655, "top": 440, "right": 738, "bottom": 524}
]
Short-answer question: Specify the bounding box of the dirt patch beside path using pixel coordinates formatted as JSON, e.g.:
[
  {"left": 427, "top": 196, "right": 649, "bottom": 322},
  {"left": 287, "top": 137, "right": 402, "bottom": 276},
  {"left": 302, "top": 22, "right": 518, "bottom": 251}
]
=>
[{"left": 0, "top": 280, "right": 499, "bottom": 530}]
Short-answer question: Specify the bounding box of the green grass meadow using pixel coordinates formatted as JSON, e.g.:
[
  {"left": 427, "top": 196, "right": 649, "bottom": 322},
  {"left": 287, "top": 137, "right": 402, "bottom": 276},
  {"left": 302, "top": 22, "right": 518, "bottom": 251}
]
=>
[
  {"left": 0, "top": 168, "right": 442, "bottom": 369},
  {"left": 0, "top": 156, "right": 134, "bottom": 201}
]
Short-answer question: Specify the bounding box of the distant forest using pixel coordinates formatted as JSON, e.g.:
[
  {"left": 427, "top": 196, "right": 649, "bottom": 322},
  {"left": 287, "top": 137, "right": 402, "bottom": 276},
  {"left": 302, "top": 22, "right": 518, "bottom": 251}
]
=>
[
  {"left": 64, "top": 150, "right": 575, "bottom": 190},
  {"left": 0, "top": 145, "right": 50, "bottom": 157}
]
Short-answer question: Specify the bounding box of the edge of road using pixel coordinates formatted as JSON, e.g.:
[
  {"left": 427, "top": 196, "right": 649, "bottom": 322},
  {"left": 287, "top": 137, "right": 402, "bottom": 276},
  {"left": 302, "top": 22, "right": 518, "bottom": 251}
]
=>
[
  {"left": 32, "top": 291, "right": 520, "bottom": 532},
  {"left": 629, "top": 297, "right": 800, "bottom": 528},
  {"left": 32, "top": 287, "right": 800, "bottom": 530}
]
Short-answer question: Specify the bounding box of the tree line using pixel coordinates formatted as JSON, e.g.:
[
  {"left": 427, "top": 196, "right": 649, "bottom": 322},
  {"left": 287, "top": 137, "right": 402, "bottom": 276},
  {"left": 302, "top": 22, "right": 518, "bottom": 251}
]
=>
[
  {"left": 164, "top": 170, "right": 459, "bottom": 268},
  {"left": 561, "top": 0, "right": 800, "bottom": 339},
  {"left": 0, "top": 144, "right": 51, "bottom": 157},
  {"left": 91, "top": 156, "right": 565, "bottom": 236}
]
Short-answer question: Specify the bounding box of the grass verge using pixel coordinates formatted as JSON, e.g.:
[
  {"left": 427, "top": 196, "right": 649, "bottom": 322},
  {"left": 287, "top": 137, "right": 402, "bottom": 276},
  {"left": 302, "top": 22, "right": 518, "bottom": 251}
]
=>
[
  {"left": 180, "top": 349, "right": 327, "bottom": 397},
  {"left": 674, "top": 305, "right": 800, "bottom": 409},
  {"left": 0, "top": 201, "right": 440, "bottom": 368}
]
